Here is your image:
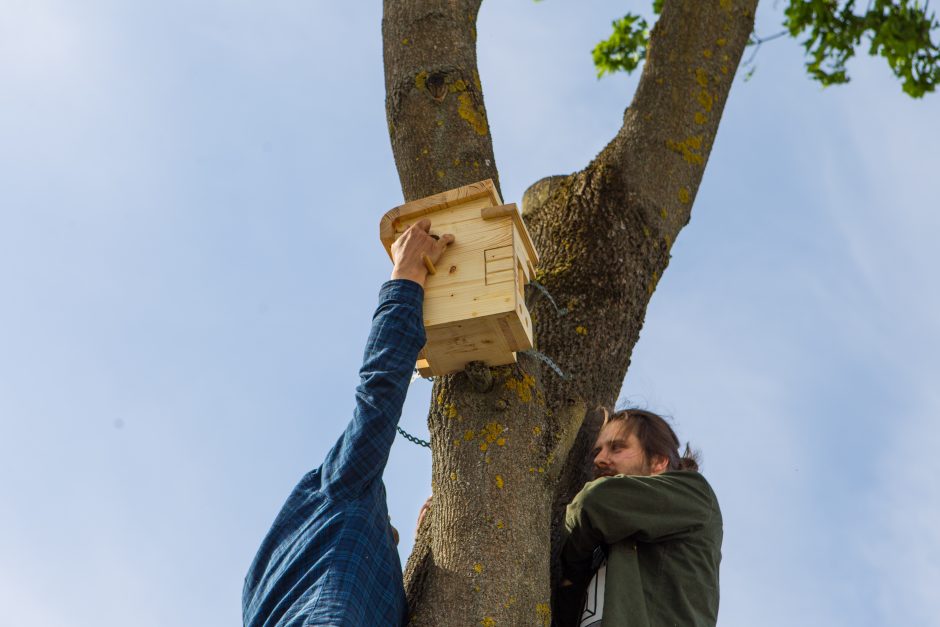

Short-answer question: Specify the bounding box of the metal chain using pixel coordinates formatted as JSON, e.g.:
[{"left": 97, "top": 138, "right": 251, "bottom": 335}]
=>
[
  {"left": 397, "top": 369, "right": 433, "bottom": 449},
  {"left": 396, "top": 425, "right": 431, "bottom": 448},
  {"left": 527, "top": 280, "right": 568, "bottom": 317},
  {"left": 522, "top": 348, "right": 569, "bottom": 380}
]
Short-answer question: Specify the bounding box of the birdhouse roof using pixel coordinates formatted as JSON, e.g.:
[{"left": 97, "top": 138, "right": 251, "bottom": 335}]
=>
[{"left": 379, "top": 179, "right": 539, "bottom": 266}]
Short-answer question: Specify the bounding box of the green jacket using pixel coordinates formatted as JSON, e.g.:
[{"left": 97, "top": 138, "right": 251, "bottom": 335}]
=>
[{"left": 559, "top": 471, "right": 722, "bottom": 627}]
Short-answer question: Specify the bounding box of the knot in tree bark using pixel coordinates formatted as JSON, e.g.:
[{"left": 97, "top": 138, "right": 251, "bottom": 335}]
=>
[
  {"left": 462, "top": 360, "right": 494, "bottom": 393},
  {"left": 426, "top": 72, "right": 447, "bottom": 101}
]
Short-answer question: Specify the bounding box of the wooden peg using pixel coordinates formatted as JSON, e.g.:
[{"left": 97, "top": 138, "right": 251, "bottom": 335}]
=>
[
  {"left": 422, "top": 253, "right": 437, "bottom": 275},
  {"left": 481, "top": 204, "right": 518, "bottom": 220}
]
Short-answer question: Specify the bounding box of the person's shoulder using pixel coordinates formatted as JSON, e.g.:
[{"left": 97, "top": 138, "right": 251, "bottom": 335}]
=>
[
  {"left": 577, "top": 471, "right": 715, "bottom": 498},
  {"left": 660, "top": 469, "right": 715, "bottom": 489},
  {"left": 659, "top": 470, "right": 721, "bottom": 510},
  {"left": 662, "top": 469, "right": 710, "bottom": 484}
]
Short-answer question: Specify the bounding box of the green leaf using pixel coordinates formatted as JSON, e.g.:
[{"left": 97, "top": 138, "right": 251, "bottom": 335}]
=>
[
  {"left": 784, "top": 0, "right": 940, "bottom": 97},
  {"left": 593, "top": 13, "right": 650, "bottom": 77}
]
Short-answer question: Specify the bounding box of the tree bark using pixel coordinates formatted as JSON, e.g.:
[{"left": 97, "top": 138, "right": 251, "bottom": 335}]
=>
[
  {"left": 383, "top": 0, "right": 499, "bottom": 202},
  {"left": 383, "top": 1, "right": 757, "bottom": 624}
]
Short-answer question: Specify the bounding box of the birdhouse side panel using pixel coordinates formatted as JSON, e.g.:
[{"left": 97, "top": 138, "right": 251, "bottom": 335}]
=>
[{"left": 513, "top": 228, "right": 537, "bottom": 281}]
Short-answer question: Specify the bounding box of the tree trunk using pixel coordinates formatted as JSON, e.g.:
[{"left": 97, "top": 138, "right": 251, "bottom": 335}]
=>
[{"left": 383, "top": 1, "right": 757, "bottom": 624}]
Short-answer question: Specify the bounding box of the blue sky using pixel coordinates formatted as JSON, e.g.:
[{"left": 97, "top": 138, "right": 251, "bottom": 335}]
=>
[{"left": 1, "top": 1, "right": 938, "bottom": 626}]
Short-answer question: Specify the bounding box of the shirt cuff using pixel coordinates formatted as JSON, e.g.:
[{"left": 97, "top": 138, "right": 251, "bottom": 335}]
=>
[{"left": 379, "top": 278, "right": 425, "bottom": 306}]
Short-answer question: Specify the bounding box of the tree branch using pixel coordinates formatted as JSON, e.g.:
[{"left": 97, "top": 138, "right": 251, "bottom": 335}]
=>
[
  {"left": 383, "top": 0, "right": 499, "bottom": 201},
  {"left": 520, "top": 0, "right": 758, "bottom": 610}
]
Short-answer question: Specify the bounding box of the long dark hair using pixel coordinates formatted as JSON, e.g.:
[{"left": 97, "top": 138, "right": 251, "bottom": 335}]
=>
[{"left": 600, "top": 407, "right": 701, "bottom": 472}]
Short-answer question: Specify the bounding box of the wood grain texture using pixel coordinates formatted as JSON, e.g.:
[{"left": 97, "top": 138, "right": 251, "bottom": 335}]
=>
[
  {"left": 379, "top": 181, "right": 538, "bottom": 376},
  {"left": 380, "top": 179, "right": 501, "bottom": 246}
]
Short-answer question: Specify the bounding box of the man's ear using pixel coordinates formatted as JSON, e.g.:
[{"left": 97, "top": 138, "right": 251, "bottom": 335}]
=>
[{"left": 650, "top": 455, "right": 669, "bottom": 475}]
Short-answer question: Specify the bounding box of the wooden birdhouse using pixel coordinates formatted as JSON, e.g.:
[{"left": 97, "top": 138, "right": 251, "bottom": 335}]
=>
[{"left": 380, "top": 179, "right": 539, "bottom": 377}]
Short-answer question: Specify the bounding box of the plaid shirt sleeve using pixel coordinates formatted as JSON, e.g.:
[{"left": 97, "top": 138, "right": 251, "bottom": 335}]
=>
[{"left": 320, "top": 279, "right": 425, "bottom": 499}]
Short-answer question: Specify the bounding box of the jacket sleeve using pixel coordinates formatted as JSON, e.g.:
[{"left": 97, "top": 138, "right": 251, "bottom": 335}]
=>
[
  {"left": 320, "top": 279, "right": 425, "bottom": 499},
  {"left": 561, "top": 472, "right": 716, "bottom": 582}
]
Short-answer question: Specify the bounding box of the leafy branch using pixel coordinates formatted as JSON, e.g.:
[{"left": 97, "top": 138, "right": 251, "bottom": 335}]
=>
[
  {"left": 579, "top": 0, "right": 939, "bottom": 97},
  {"left": 785, "top": 0, "right": 940, "bottom": 97},
  {"left": 592, "top": 13, "right": 651, "bottom": 77}
]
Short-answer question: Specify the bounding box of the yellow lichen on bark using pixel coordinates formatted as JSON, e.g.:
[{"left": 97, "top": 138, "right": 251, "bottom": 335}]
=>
[
  {"left": 457, "top": 93, "right": 489, "bottom": 136},
  {"left": 697, "top": 89, "right": 714, "bottom": 112},
  {"left": 665, "top": 136, "right": 705, "bottom": 165},
  {"left": 536, "top": 602, "right": 551, "bottom": 627},
  {"left": 647, "top": 270, "right": 660, "bottom": 295},
  {"left": 481, "top": 421, "right": 503, "bottom": 443},
  {"left": 695, "top": 68, "right": 709, "bottom": 87},
  {"left": 504, "top": 374, "right": 535, "bottom": 403}
]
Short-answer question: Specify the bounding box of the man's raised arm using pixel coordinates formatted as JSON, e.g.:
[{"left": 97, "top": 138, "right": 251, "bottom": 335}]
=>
[{"left": 320, "top": 219, "right": 453, "bottom": 499}]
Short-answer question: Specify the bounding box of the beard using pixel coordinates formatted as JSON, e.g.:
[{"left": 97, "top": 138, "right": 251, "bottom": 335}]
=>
[{"left": 593, "top": 459, "right": 652, "bottom": 479}]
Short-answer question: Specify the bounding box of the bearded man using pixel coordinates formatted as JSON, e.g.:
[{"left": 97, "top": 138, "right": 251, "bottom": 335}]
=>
[{"left": 556, "top": 409, "right": 723, "bottom": 627}]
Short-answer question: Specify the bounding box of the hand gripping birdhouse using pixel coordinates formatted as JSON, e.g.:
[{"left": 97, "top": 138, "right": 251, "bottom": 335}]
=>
[{"left": 380, "top": 179, "right": 539, "bottom": 377}]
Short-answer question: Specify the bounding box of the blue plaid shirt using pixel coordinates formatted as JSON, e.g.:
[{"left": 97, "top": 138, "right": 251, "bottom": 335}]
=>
[{"left": 243, "top": 280, "right": 425, "bottom": 627}]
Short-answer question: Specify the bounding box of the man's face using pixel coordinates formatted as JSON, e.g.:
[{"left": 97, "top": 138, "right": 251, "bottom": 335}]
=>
[{"left": 591, "top": 422, "right": 662, "bottom": 479}]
